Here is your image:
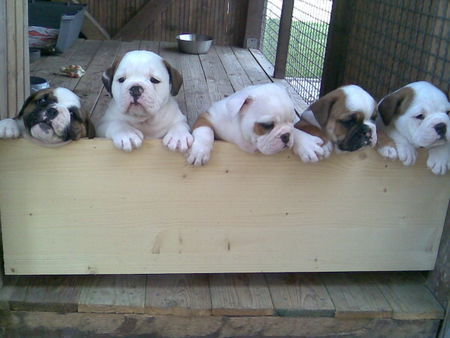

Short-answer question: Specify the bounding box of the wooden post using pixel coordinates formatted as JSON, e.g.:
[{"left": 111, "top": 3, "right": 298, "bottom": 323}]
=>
[
  {"left": 320, "top": 0, "right": 354, "bottom": 95},
  {"left": 273, "top": 0, "right": 294, "bottom": 79},
  {"left": 243, "top": 0, "right": 266, "bottom": 49}
]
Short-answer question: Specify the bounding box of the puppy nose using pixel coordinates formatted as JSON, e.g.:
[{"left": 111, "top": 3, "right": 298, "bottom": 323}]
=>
[
  {"left": 434, "top": 123, "right": 446, "bottom": 136},
  {"left": 280, "top": 133, "right": 290, "bottom": 144},
  {"left": 129, "top": 86, "right": 144, "bottom": 98},
  {"left": 46, "top": 107, "right": 58, "bottom": 119}
]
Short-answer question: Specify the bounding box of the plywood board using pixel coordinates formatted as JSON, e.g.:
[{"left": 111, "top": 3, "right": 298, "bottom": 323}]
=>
[{"left": 0, "top": 139, "right": 449, "bottom": 274}]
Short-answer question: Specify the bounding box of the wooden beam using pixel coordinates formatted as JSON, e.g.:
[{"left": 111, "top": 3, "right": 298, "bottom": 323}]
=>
[
  {"left": 113, "top": 0, "right": 173, "bottom": 41},
  {"left": 273, "top": 0, "right": 294, "bottom": 79},
  {"left": 243, "top": 0, "right": 266, "bottom": 48}
]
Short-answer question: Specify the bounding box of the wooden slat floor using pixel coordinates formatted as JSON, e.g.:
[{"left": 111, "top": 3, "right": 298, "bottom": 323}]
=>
[{"left": 0, "top": 40, "right": 443, "bottom": 324}]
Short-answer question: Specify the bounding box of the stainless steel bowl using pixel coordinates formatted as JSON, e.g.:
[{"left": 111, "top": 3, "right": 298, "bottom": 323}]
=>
[
  {"left": 30, "top": 76, "right": 50, "bottom": 93},
  {"left": 177, "top": 33, "right": 213, "bottom": 54}
]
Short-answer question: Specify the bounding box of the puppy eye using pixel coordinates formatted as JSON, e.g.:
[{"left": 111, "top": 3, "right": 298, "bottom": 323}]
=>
[
  {"left": 259, "top": 122, "right": 274, "bottom": 130},
  {"left": 150, "top": 77, "right": 160, "bottom": 84},
  {"left": 415, "top": 114, "right": 425, "bottom": 120},
  {"left": 37, "top": 97, "right": 47, "bottom": 106},
  {"left": 118, "top": 77, "right": 125, "bottom": 83}
]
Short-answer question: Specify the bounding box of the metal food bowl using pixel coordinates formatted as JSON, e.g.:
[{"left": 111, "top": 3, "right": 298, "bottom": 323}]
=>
[
  {"left": 177, "top": 33, "right": 213, "bottom": 54},
  {"left": 30, "top": 76, "right": 50, "bottom": 93}
]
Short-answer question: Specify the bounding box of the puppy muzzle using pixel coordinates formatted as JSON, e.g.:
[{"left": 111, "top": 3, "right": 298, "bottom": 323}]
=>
[{"left": 338, "top": 124, "right": 373, "bottom": 152}]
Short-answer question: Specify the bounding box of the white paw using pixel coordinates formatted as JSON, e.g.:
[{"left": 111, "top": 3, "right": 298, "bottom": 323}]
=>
[
  {"left": 186, "top": 141, "right": 213, "bottom": 166},
  {"left": 163, "top": 130, "right": 193, "bottom": 152},
  {"left": 378, "top": 145, "right": 398, "bottom": 160},
  {"left": 112, "top": 128, "right": 144, "bottom": 152},
  {"left": 293, "top": 133, "right": 328, "bottom": 163},
  {"left": 322, "top": 141, "right": 333, "bottom": 159},
  {"left": 427, "top": 148, "right": 449, "bottom": 175},
  {"left": 397, "top": 143, "right": 417, "bottom": 166},
  {"left": 0, "top": 119, "right": 20, "bottom": 139}
]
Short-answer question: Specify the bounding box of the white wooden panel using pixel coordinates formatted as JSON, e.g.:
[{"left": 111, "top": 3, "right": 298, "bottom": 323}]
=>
[{"left": 0, "top": 139, "right": 448, "bottom": 274}]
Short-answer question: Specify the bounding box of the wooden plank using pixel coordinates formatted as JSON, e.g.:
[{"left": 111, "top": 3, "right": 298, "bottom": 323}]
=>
[
  {"left": 323, "top": 273, "right": 392, "bottom": 319},
  {"left": 210, "top": 274, "right": 273, "bottom": 316},
  {"left": 0, "top": 139, "right": 449, "bottom": 274},
  {"left": 273, "top": 0, "right": 294, "bottom": 79},
  {"left": 243, "top": 0, "right": 266, "bottom": 49},
  {"left": 6, "top": 0, "right": 17, "bottom": 117},
  {"left": 113, "top": 0, "right": 174, "bottom": 40},
  {"left": 215, "top": 45, "right": 253, "bottom": 91},
  {"left": 145, "top": 274, "right": 211, "bottom": 316},
  {"left": 139, "top": 40, "right": 160, "bottom": 53},
  {"left": 14, "top": 0, "right": 25, "bottom": 108},
  {"left": 375, "top": 272, "right": 444, "bottom": 320},
  {"left": 0, "top": 277, "right": 19, "bottom": 310},
  {"left": 73, "top": 40, "right": 121, "bottom": 115},
  {"left": 0, "top": 0, "right": 7, "bottom": 119},
  {"left": 265, "top": 273, "right": 335, "bottom": 317},
  {"left": 78, "top": 275, "right": 146, "bottom": 314},
  {"left": 10, "top": 276, "right": 82, "bottom": 312},
  {"left": 232, "top": 47, "right": 271, "bottom": 85},
  {"left": 22, "top": 0, "right": 30, "bottom": 100}
]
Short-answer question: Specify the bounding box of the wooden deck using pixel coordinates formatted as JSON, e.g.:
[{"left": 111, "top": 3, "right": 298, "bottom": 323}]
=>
[{"left": 0, "top": 40, "right": 444, "bottom": 336}]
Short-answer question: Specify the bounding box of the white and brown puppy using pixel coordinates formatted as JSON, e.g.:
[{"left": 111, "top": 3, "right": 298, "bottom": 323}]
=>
[
  {"left": 293, "top": 85, "right": 377, "bottom": 162},
  {"left": 377, "top": 81, "right": 450, "bottom": 175},
  {"left": 96, "top": 50, "right": 192, "bottom": 152},
  {"left": 0, "top": 87, "right": 95, "bottom": 145},
  {"left": 186, "top": 83, "right": 295, "bottom": 166}
]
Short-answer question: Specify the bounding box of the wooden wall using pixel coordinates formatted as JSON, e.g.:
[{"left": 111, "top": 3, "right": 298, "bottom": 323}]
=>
[
  {"left": 77, "top": 0, "right": 249, "bottom": 46},
  {"left": 0, "top": 0, "right": 29, "bottom": 119}
]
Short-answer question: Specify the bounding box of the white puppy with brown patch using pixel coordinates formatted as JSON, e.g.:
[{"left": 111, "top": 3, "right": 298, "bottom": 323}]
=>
[
  {"left": 186, "top": 83, "right": 295, "bottom": 166},
  {"left": 293, "top": 85, "right": 378, "bottom": 162},
  {"left": 96, "top": 50, "right": 192, "bottom": 152},
  {"left": 377, "top": 81, "right": 450, "bottom": 175}
]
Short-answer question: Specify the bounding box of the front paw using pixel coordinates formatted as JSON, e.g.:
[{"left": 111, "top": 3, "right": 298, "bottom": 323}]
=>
[
  {"left": 378, "top": 145, "right": 398, "bottom": 160},
  {"left": 293, "top": 133, "right": 329, "bottom": 163},
  {"left": 186, "top": 141, "right": 213, "bottom": 166},
  {"left": 427, "top": 149, "right": 449, "bottom": 175},
  {"left": 163, "top": 130, "right": 193, "bottom": 152},
  {"left": 0, "top": 119, "right": 20, "bottom": 139},
  {"left": 397, "top": 143, "right": 417, "bottom": 166},
  {"left": 112, "top": 128, "right": 144, "bottom": 152}
]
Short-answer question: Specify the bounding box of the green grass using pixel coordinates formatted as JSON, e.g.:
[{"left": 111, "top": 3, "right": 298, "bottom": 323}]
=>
[{"left": 262, "top": 19, "right": 329, "bottom": 78}]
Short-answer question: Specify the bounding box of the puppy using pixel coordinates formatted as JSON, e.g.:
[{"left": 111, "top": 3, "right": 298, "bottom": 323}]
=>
[
  {"left": 0, "top": 87, "right": 95, "bottom": 146},
  {"left": 293, "top": 85, "right": 377, "bottom": 162},
  {"left": 186, "top": 83, "right": 295, "bottom": 166},
  {"left": 377, "top": 81, "right": 450, "bottom": 175},
  {"left": 96, "top": 50, "right": 192, "bottom": 152}
]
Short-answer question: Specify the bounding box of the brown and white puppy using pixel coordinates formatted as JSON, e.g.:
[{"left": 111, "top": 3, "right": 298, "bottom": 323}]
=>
[
  {"left": 0, "top": 87, "right": 95, "bottom": 145},
  {"left": 377, "top": 81, "right": 450, "bottom": 175},
  {"left": 186, "top": 83, "right": 295, "bottom": 166},
  {"left": 293, "top": 85, "right": 377, "bottom": 162},
  {"left": 96, "top": 50, "right": 192, "bottom": 152}
]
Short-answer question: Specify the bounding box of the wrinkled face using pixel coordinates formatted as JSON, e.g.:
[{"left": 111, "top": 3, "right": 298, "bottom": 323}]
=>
[
  {"left": 102, "top": 50, "right": 183, "bottom": 120},
  {"left": 19, "top": 88, "right": 93, "bottom": 144},
  {"left": 310, "top": 85, "right": 377, "bottom": 152},
  {"left": 238, "top": 88, "right": 295, "bottom": 155}
]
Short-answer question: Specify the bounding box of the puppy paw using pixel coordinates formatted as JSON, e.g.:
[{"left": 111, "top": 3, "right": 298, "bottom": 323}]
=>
[
  {"left": 186, "top": 141, "right": 213, "bottom": 166},
  {"left": 0, "top": 119, "right": 20, "bottom": 139},
  {"left": 293, "top": 132, "right": 327, "bottom": 163},
  {"left": 378, "top": 145, "right": 398, "bottom": 160},
  {"left": 397, "top": 143, "right": 417, "bottom": 166},
  {"left": 112, "top": 127, "right": 144, "bottom": 152},
  {"left": 427, "top": 146, "right": 449, "bottom": 175},
  {"left": 163, "top": 130, "right": 193, "bottom": 152},
  {"left": 322, "top": 141, "right": 333, "bottom": 159}
]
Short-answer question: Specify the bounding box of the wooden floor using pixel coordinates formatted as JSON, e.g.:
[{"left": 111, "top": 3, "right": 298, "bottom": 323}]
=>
[{"left": 0, "top": 40, "right": 444, "bottom": 336}]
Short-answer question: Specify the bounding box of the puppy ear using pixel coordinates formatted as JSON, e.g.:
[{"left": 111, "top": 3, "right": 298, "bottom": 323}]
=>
[
  {"left": 226, "top": 91, "right": 254, "bottom": 116},
  {"left": 308, "top": 91, "right": 339, "bottom": 128},
  {"left": 378, "top": 87, "right": 413, "bottom": 125},
  {"left": 17, "top": 91, "right": 39, "bottom": 118},
  {"left": 163, "top": 60, "right": 183, "bottom": 96},
  {"left": 102, "top": 60, "right": 119, "bottom": 97}
]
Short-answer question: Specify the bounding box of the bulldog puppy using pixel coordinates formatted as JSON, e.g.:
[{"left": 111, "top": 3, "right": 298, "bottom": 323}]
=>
[
  {"left": 186, "top": 83, "right": 295, "bottom": 166},
  {"left": 0, "top": 87, "right": 95, "bottom": 146},
  {"left": 377, "top": 81, "right": 450, "bottom": 175},
  {"left": 96, "top": 50, "right": 192, "bottom": 152},
  {"left": 293, "top": 85, "right": 377, "bottom": 162}
]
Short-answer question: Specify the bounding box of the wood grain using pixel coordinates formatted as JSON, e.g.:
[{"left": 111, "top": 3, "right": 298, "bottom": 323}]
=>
[{"left": 0, "top": 139, "right": 449, "bottom": 274}]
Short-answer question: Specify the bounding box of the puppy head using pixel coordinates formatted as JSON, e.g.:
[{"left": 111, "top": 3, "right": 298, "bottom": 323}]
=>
[
  {"left": 309, "top": 85, "right": 377, "bottom": 152},
  {"left": 378, "top": 81, "right": 450, "bottom": 148},
  {"left": 102, "top": 50, "right": 183, "bottom": 119},
  {"left": 19, "top": 87, "right": 95, "bottom": 145},
  {"left": 227, "top": 83, "right": 295, "bottom": 154}
]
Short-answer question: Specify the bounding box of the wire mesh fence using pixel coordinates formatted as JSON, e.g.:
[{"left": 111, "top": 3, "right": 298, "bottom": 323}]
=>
[
  {"left": 261, "top": 0, "right": 332, "bottom": 104},
  {"left": 342, "top": 0, "right": 449, "bottom": 100}
]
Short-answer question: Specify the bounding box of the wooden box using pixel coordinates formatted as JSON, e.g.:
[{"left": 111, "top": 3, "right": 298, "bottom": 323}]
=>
[{"left": 0, "top": 139, "right": 448, "bottom": 274}]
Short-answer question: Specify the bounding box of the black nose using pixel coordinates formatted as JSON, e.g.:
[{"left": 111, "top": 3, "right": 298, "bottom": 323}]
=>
[
  {"left": 129, "top": 86, "right": 144, "bottom": 98},
  {"left": 46, "top": 107, "right": 58, "bottom": 119},
  {"left": 434, "top": 123, "right": 446, "bottom": 136},
  {"left": 280, "top": 133, "right": 290, "bottom": 144}
]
